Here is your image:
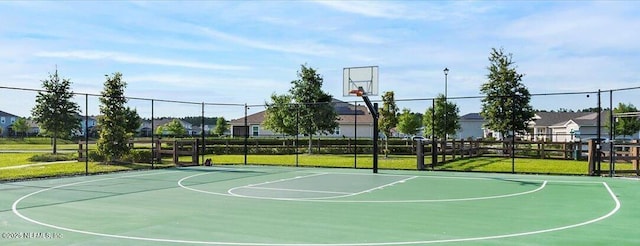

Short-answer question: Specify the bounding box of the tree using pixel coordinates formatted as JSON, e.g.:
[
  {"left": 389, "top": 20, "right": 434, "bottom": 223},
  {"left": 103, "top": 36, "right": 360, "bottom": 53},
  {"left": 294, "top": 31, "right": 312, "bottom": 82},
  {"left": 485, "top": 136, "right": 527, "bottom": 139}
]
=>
[
  {"left": 155, "top": 125, "right": 166, "bottom": 136},
  {"left": 97, "top": 72, "right": 131, "bottom": 163},
  {"left": 31, "top": 70, "right": 81, "bottom": 154},
  {"left": 607, "top": 103, "right": 640, "bottom": 138},
  {"left": 397, "top": 108, "right": 422, "bottom": 136},
  {"left": 423, "top": 94, "right": 460, "bottom": 139},
  {"left": 213, "top": 117, "right": 229, "bottom": 136},
  {"left": 480, "top": 48, "right": 534, "bottom": 139},
  {"left": 11, "top": 118, "right": 30, "bottom": 138},
  {"left": 379, "top": 91, "right": 399, "bottom": 138},
  {"left": 164, "top": 119, "right": 187, "bottom": 137},
  {"left": 124, "top": 107, "right": 142, "bottom": 136},
  {"left": 267, "top": 65, "right": 338, "bottom": 154},
  {"left": 263, "top": 93, "right": 298, "bottom": 136}
]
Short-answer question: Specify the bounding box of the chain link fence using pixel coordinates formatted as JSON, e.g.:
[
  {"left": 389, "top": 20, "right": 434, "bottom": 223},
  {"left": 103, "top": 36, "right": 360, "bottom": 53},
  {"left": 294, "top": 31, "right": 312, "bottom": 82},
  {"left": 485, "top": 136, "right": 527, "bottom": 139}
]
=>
[{"left": 1, "top": 85, "right": 639, "bottom": 179}]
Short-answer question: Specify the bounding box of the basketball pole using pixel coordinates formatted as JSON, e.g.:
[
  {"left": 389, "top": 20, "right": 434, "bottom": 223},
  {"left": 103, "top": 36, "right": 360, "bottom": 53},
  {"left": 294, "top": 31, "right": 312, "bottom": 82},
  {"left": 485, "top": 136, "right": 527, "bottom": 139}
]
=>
[{"left": 360, "top": 92, "right": 379, "bottom": 173}]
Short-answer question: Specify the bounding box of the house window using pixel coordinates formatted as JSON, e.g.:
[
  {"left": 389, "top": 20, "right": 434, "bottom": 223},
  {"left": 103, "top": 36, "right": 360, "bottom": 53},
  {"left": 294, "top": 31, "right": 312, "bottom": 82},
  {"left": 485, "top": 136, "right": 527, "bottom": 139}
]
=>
[
  {"left": 334, "top": 127, "right": 340, "bottom": 135},
  {"left": 0, "top": 117, "right": 4, "bottom": 124},
  {"left": 252, "top": 125, "right": 259, "bottom": 136},
  {"left": 11, "top": 117, "right": 16, "bottom": 123}
]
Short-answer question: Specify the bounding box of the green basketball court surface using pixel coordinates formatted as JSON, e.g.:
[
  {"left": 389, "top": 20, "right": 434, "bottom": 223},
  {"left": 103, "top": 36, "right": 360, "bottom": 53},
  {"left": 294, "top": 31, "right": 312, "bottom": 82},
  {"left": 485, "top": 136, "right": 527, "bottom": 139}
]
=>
[{"left": 1, "top": 165, "right": 638, "bottom": 245}]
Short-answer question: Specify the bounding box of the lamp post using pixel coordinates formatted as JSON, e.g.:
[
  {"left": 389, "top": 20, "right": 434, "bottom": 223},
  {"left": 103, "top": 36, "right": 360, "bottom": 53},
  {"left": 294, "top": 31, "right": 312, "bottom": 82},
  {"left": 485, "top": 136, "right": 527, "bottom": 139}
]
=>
[
  {"left": 511, "top": 88, "right": 516, "bottom": 173},
  {"left": 443, "top": 68, "right": 449, "bottom": 140},
  {"left": 442, "top": 67, "right": 449, "bottom": 164}
]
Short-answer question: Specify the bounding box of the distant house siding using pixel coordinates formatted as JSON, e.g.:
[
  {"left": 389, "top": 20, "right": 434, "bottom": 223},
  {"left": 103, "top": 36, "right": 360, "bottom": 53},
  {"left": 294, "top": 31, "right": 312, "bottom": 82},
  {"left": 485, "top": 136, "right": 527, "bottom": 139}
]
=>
[
  {"left": 0, "top": 112, "right": 19, "bottom": 137},
  {"left": 336, "top": 123, "right": 373, "bottom": 138},
  {"left": 457, "top": 120, "right": 484, "bottom": 140}
]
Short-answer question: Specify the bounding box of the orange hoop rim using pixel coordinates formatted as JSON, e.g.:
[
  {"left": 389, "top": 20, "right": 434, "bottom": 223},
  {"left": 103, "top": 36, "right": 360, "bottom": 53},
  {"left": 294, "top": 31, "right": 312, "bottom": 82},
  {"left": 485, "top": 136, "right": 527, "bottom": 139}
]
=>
[{"left": 349, "top": 89, "right": 364, "bottom": 97}]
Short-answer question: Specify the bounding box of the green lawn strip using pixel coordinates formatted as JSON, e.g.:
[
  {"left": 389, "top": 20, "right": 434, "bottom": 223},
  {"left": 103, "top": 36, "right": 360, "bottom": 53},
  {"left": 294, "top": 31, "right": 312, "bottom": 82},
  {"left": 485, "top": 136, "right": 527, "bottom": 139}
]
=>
[
  {"left": 192, "top": 154, "right": 416, "bottom": 169},
  {"left": 0, "top": 153, "right": 37, "bottom": 167},
  {"left": 0, "top": 161, "right": 173, "bottom": 182},
  {"left": 192, "top": 154, "right": 635, "bottom": 175},
  {"left": 440, "top": 157, "right": 636, "bottom": 175},
  {"left": 0, "top": 143, "right": 80, "bottom": 151}
]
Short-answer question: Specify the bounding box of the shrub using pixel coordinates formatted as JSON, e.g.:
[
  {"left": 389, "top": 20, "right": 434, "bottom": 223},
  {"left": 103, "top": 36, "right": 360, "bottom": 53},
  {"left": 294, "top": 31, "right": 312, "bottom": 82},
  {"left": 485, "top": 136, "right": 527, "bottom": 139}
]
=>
[
  {"left": 87, "top": 150, "right": 106, "bottom": 162},
  {"left": 122, "top": 150, "right": 153, "bottom": 163},
  {"left": 29, "top": 153, "right": 77, "bottom": 162}
]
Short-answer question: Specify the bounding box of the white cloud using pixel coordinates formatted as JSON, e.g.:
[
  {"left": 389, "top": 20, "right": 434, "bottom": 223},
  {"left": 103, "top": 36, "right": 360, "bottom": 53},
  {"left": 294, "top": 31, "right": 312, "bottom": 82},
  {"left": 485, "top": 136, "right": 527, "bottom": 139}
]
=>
[
  {"left": 313, "top": 1, "right": 426, "bottom": 20},
  {"left": 348, "top": 33, "right": 385, "bottom": 45},
  {"left": 196, "top": 26, "right": 337, "bottom": 56},
  {"left": 502, "top": 3, "right": 640, "bottom": 52},
  {"left": 35, "top": 50, "right": 250, "bottom": 71}
]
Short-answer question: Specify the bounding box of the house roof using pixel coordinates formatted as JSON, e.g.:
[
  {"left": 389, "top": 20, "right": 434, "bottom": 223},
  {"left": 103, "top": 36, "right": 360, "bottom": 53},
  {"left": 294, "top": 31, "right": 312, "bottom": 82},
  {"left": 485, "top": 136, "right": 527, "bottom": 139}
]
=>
[
  {"left": 533, "top": 111, "right": 607, "bottom": 127},
  {"left": 532, "top": 112, "right": 592, "bottom": 127},
  {"left": 0, "top": 110, "right": 19, "bottom": 118},
  {"left": 460, "top": 113, "right": 484, "bottom": 121},
  {"left": 229, "top": 99, "right": 373, "bottom": 125}
]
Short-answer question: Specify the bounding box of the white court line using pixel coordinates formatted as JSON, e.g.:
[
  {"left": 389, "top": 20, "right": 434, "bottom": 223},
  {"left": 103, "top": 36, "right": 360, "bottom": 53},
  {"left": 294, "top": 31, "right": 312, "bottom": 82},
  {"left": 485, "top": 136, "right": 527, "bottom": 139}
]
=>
[
  {"left": 245, "top": 186, "right": 352, "bottom": 195},
  {"left": 312, "top": 181, "right": 547, "bottom": 203},
  {"left": 227, "top": 172, "right": 328, "bottom": 196},
  {"left": 227, "top": 174, "right": 418, "bottom": 200},
  {"left": 339, "top": 176, "right": 419, "bottom": 197},
  {"left": 12, "top": 170, "right": 621, "bottom": 246}
]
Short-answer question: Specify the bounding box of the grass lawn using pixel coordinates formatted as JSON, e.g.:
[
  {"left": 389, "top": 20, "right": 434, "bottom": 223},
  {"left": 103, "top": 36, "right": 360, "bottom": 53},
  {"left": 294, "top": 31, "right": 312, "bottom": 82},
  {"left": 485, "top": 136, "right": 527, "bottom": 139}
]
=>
[
  {"left": 192, "top": 154, "right": 416, "bottom": 169},
  {"left": 193, "top": 154, "right": 633, "bottom": 175},
  {"left": 441, "top": 157, "right": 590, "bottom": 174},
  {"left": 0, "top": 144, "right": 78, "bottom": 151},
  {"left": 0, "top": 153, "right": 38, "bottom": 167},
  {"left": 0, "top": 161, "right": 174, "bottom": 182}
]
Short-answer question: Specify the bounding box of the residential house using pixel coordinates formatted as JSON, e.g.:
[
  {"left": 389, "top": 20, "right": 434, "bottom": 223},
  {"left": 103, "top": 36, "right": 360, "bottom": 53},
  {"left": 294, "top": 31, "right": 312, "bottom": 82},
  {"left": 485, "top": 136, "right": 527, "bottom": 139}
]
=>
[
  {"left": 26, "top": 119, "right": 40, "bottom": 136},
  {"left": 228, "top": 99, "right": 374, "bottom": 138},
  {"left": 456, "top": 113, "right": 485, "bottom": 140},
  {"left": 191, "top": 124, "right": 218, "bottom": 136},
  {"left": 0, "top": 110, "right": 19, "bottom": 137},
  {"left": 77, "top": 115, "right": 98, "bottom": 137},
  {"left": 139, "top": 118, "right": 194, "bottom": 136},
  {"left": 456, "top": 111, "right": 611, "bottom": 142},
  {"left": 529, "top": 111, "right": 609, "bottom": 142}
]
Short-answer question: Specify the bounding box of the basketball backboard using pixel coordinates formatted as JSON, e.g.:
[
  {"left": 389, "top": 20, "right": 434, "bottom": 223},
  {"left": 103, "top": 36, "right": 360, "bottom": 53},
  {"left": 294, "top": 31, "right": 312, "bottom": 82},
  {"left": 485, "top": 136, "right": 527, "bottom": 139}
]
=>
[{"left": 343, "top": 66, "right": 378, "bottom": 96}]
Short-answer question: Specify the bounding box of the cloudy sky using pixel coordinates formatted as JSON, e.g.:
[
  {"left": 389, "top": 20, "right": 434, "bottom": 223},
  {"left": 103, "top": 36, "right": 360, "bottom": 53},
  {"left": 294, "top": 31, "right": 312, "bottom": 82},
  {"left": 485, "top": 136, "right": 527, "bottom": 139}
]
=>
[{"left": 1, "top": 1, "right": 639, "bottom": 119}]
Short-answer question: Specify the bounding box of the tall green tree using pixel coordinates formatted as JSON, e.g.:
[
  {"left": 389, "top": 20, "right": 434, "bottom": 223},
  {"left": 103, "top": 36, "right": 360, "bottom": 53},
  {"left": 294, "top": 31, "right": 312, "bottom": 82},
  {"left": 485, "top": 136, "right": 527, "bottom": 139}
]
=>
[
  {"left": 124, "top": 107, "right": 142, "bottom": 136},
  {"left": 213, "top": 117, "right": 229, "bottom": 136},
  {"left": 480, "top": 48, "right": 534, "bottom": 139},
  {"left": 289, "top": 64, "right": 338, "bottom": 154},
  {"left": 31, "top": 70, "right": 81, "bottom": 154},
  {"left": 379, "top": 91, "right": 399, "bottom": 138},
  {"left": 97, "top": 72, "right": 131, "bottom": 163},
  {"left": 263, "top": 93, "right": 298, "bottom": 136},
  {"left": 164, "top": 119, "right": 187, "bottom": 137},
  {"left": 155, "top": 125, "right": 166, "bottom": 136},
  {"left": 397, "top": 108, "right": 422, "bottom": 136},
  {"left": 607, "top": 103, "right": 640, "bottom": 138},
  {"left": 423, "top": 94, "right": 460, "bottom": 139},
  {"left": 11, "top": 118, "right": 30, "bottom": 138}
]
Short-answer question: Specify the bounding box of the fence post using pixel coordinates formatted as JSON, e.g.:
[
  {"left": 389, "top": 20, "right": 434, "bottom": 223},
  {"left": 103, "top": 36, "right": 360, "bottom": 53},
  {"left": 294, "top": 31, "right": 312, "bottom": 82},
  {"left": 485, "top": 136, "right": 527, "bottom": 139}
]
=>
[
  {"left": 78, "top": 141, "right": 84, "bottom": 162},
  {"left": 632, "top": 140, "right": 640, "bottom": 175},
  {"left": 155, "top": 139, "right": 162, "bottom": 163},
  {"left": 193, "top": 139, "right": 199, "bottom": 165},
  {"left": 173, "top": 140, "right": 178, "bottom": 164},
  {"left": 587, "top": 139, "right": 597, "bottom": 176},
  {"left": 441, "top": 139, "right": 446, "bottom": 163}
]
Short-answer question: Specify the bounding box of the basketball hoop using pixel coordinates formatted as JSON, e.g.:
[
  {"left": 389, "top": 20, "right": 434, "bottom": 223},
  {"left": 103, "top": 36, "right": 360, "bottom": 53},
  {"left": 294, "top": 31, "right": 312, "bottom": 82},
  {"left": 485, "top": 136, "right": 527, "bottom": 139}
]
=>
[
  {"left": 343, "top": 66, "right": 378, "bottom": 97},
  {"left": 349, "top": 89, "right": 364, "bottom": 97}
]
